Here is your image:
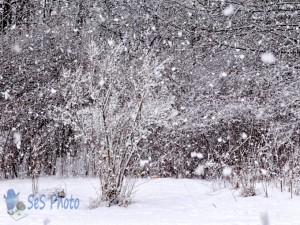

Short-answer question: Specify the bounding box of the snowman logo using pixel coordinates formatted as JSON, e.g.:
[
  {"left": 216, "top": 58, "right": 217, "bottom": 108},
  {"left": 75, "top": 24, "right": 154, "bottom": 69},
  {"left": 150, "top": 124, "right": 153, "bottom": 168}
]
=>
[{"left": 3, "top": 189, "right": 26, "bottom": 215}]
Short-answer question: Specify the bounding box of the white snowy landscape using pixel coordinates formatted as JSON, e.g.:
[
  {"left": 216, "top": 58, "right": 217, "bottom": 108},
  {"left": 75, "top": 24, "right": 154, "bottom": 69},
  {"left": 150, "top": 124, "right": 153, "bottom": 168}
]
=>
[
  {"left": 1, "top": 1, "right": 300, "bottom": 225},
  {"left": 1, "top": 177, "right": 300, "bottom": 225}
]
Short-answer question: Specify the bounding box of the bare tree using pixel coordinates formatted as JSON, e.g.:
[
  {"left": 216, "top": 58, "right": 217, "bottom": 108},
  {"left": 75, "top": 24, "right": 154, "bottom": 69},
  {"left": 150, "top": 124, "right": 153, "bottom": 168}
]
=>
[{"left": 55, "top": 41, "right": 174, "bottom": 206}]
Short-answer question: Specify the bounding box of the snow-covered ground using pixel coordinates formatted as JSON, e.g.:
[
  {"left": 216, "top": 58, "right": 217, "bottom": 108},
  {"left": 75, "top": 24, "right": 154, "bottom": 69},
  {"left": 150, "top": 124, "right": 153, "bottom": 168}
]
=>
[{"left": 0, "top": 177, "right": 299, "bottom": 225}]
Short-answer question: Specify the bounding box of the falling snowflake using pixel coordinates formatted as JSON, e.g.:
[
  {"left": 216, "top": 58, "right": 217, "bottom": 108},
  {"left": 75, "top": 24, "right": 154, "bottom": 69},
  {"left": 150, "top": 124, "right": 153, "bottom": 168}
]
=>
[
  {"left": 241, "top": 132, "right": 248, "bottom": 140},
  {"left": 261, "top": 169, "right": 267, "bottom": 175},
  {"left": 140, "top": 160, "right": 149, "bottom": 167},
  {"left": 191, "top": 152, "right": 204, "bottom": 159},
  {"left": 3, "top": 90, "right": 10, "bottom": 100},
  {"left": 261, "top": 52, "right": 276, "bottom": 64},
  {"left": 99, "top": 79, "right": 105, "bottom": 86},
  {"left": 12, "top": 43, "right": 22, "bottom": 53},
  {"left": 13, "top": 132, "right": 22, "bottom": 149},
  {"left": 223, "top": 5, "right": 234, "bottom": 16},
  {"left": 108, "top": 39, "right": 114, "bottom": 46},
  {"left": 194, "top": 165, "right": 205, "bottom": 176},
  {"left": 222, "top": 167, "right": 232, "bottom": 177},
  {"left": 50, "top": 88, "right": 57, "bottom": 94},
  {"left": 220, "top": 72, "right": 227, "bottom": 77}
]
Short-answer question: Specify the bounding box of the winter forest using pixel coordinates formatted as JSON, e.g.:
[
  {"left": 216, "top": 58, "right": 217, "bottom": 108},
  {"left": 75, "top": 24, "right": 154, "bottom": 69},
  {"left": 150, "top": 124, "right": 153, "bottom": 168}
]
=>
[{"left": 0, "top": 0, "right": 300, "bottom": 224}]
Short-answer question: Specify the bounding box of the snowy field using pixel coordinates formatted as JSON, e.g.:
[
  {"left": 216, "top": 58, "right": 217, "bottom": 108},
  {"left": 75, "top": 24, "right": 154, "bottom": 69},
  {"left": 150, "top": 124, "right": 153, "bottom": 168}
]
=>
[{"left": 0, "top": 177, "right": 299, "bottom": 225}]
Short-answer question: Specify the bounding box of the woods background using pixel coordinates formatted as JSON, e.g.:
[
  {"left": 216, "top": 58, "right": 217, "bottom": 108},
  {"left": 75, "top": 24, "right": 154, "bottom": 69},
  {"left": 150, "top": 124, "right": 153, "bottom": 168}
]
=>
[{"left": 0, "top": 1, "right": 299, "bottom": 190}]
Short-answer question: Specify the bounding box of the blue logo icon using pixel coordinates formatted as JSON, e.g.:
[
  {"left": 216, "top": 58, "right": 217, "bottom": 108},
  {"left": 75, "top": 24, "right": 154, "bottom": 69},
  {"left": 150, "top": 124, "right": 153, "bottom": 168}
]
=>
[
  {"left": 4, "top": 189, "right": 20, "bottom": 214},
  {"left": 3, "top": 189, "right": 28, "bottom": 220}
]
